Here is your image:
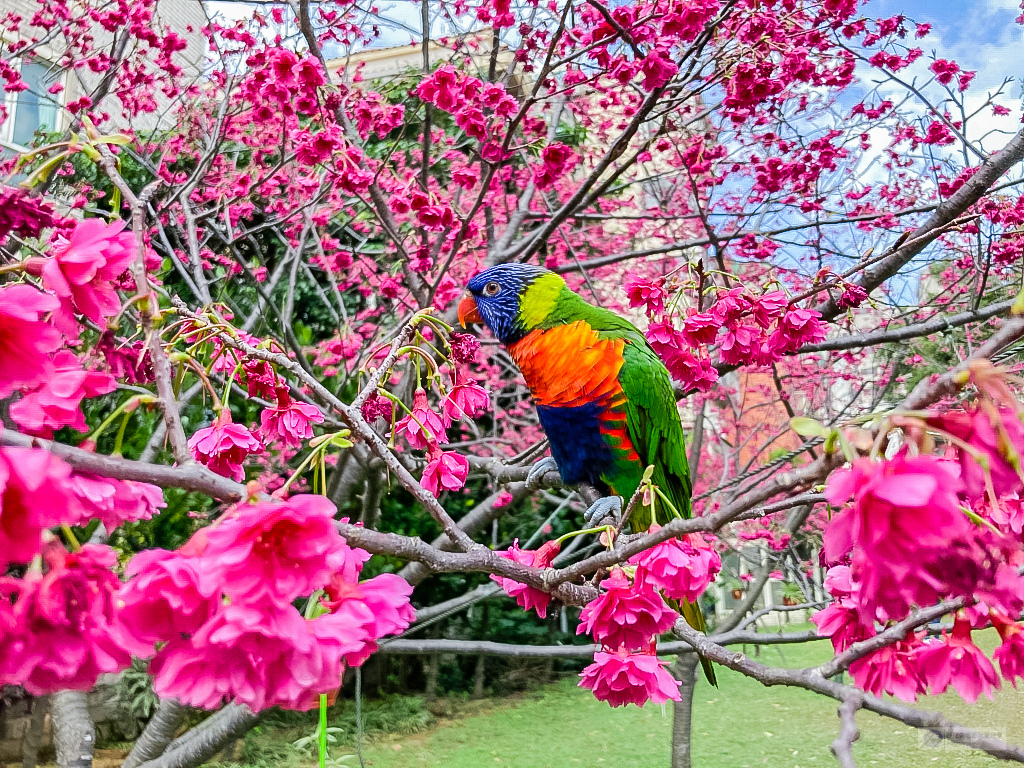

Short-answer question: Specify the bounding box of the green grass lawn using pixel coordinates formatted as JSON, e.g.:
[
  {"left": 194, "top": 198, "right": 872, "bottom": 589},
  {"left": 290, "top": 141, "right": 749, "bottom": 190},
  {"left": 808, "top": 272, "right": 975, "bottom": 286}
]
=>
[{"left": 356, "top": 629, "right": 1024, "bottom": 768}]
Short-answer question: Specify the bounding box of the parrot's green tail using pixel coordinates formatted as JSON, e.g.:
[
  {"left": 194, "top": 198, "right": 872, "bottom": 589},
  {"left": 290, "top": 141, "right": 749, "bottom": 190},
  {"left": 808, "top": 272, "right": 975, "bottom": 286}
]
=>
[{"left": 668, "top": 597, "right": 718, "bottom": 687}]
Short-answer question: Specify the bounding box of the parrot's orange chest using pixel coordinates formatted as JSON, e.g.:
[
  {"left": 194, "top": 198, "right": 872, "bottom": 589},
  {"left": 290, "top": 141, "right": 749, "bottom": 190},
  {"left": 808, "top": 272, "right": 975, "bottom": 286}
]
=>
[{"left": 507, "top": 322, "right": 625, "bottom": 408}]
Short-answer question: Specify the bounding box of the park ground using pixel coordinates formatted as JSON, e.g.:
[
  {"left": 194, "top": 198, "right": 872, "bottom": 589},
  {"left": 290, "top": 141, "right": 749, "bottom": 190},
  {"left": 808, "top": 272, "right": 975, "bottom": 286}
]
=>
[
  {"left": 347, "top": 628, "right": 1023, "bottom": 768},
  {"left": 23, "top": 628, "right": 1022, "bottom": 768}
]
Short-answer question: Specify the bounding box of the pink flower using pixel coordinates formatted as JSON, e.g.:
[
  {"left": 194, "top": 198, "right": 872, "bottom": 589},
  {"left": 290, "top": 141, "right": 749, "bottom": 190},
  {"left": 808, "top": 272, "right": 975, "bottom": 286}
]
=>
[
  {"left": 42, "top": 218, "right": 136, "bottom": 335},
  {"left": 932, "top": 408, "right": 1024, "bottom": 500},
  {"left": 490, "top": 539, "right": 561, "bottom": 618},
  {"left": 680, "top": 311, "right": 719, "bottom": 345},
  {"left": 332, "top": 573, "right": 415, "bottom": 637},
  {"left": 66, "top": 472, "right": 165, "bottom": 531},
  {"left": 930, "top": 59, "right": 960, "bottom": 85},
  {"left": 849, "top": 636, "right": 925, "bottom": 703},
  {"left": 993, "top": 617, "right": 1024, "bottom": 687},
  {"left": 394, "top": 389, "right": 447, "bottom": 449},
  {"left": 824, "top": 455, "right": 970, "bottom": 621},
  {"left": 665, "top": 350, "right": 719, "bottom": 392},
  {"left": 9, "top": 350, "right": 115, "bottom": 436},
  {"left": 442, "top": 382, "right": 490, "bottom": 423},
  {"left": 534, "top": 143, "right": 578, "bottom": 189},
  {"left": 579, "top": 647, "right": 681, "bottom": 708},
  {"left": 0, "top": 186, "right": 55, "bottom": 241},
  {"left": 625, "top": 278, "right": 667, "bottom": 317},
  {"left": 187, "top": 410, "right": 262, "bottom": 482},
  {"left": 769, "top": 307, "right": 826, "bottom": 354},
  {"left": 448, "top": 332, "right": 480, "bottom": 364},
  {"left": 421, "top": 450, "right": 470, "bottom": 496},
  {"left": 717, "top": 323, "right": 763, "bottom": 365},
  {"left": 914, "top": 618, "right": 1001, "bottom": 703},
  {"left": 321, "top": 572, "right": 415, "bottom": 666},
  {"left": 0, "top": 285, "right": 62, "bottom": 399},
  {"left": 0, "top": 543, "right": 132, "bottom": 695},
  {"left": 95, "top": 331, "right": 153, "bottom": 384},
  {"left": 631, "top": 527, "right": 721, "bottom": 602},
  {"left": 361, "top": 391, "right": 394, "bottom": 423},
  {"left": 199, "top": 495, "right": 346, "bottom": 604},
  {"left": 493, "top": 490, "right": 514, "bottom": 508},
  {"left": 417, "top": 65, "right": 462, "bottom": 112},
  {"left": 577, "top": 568, "right": 678, "bottom": 651},
  {"left": 117, "top": 549, "right": 218, "bottom": 655},
  {"left": 259, "top": 387, "right": 325, "bottom": 447},
  {"left": 150, "top": 602, "right": 335, "bottom": 712},
  {"left": 812, "top": 601, "right": 873, "bottom": 653},
  {"left": 0, "top": 447, "right": 77, "bottom": 569},
  {"left": 640, "top": 48, "right": 678, "bottom": 91}
]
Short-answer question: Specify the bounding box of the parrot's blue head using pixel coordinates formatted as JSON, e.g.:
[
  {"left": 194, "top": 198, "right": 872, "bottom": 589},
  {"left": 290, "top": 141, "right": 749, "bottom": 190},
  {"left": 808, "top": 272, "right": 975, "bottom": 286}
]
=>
[{"left": 459, "top": 264, "right": 564, "bottom": 345}]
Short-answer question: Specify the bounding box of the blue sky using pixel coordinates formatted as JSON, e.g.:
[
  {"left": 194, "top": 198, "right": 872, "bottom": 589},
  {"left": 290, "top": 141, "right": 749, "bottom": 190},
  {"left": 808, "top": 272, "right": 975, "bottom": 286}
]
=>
[{"left": 866, "top": 0, "right": 1023, "bottom": 97}]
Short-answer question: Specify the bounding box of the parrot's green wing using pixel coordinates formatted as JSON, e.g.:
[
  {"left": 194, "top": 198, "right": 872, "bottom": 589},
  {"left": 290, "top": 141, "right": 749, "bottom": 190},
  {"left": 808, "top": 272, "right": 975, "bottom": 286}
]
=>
[
  {"left": 618, "top": 338, "right": 716, "bottom": 686},
  {"left": 618, "top": 338, "right": 693, "bottom": 528}
]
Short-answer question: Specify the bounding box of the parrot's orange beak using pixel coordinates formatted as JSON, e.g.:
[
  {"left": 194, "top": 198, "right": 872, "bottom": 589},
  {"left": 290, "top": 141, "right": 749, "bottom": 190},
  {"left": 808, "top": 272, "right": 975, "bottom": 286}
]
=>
[{"left": 457, "top": 293, "right": 482, "bottom": 328}]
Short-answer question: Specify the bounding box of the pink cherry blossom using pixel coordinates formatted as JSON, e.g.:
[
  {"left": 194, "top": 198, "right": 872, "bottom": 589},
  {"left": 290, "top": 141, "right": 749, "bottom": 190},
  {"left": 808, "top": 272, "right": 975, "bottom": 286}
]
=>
[
  {"left": 993, "top": 616, "right": 1024, "bottom": 687},
  {"left": 625, "top": 277, "right": 667, "bottom": 317},
  {"left": 9, "top": 350, "right": 116, "bottom": 436},
  {"left": 421, "top": 449, "right": 470, "bottom": 496},
  {"left": 0, "top": 186, "right": 55, "bottom": 241},
  {"left": 914, "top": 618, "right": 1001, "bottom": 703},
  {"left": 41, "top": 218, "right": 136, "bottom": 334},
  {"left": 200, "top": 494, "right": 346, "bottom": 604},
  {"left": 0, "top": 285, "right": 62, "bottom": 398},
  {"left": 824, "top": 455, "right": 971, "bottom": 621},
  {"left": 394, "top": 389, "right": 447, "bottom": 449},
  {"left": 187, "top": 410, "right": 262, "bottom": 481},
  {"left": 442, "top": 382, "right": 490, "bottom": 424},
  {"left": 448, "top": 332, "right": 480, "bottom": 364},
  {"left": 849, "top": 636, "right": 925, "bottom": 703},
  {"left": 117, "top": 548, "right": 218, "bottom": 655},
  {"left": 579, "top": 647, "right": 682, "bottom": 708},
  {"left": 577, "top": 568, "right": 678, "bottom": 651},
  {"left": 361, "top": 391, "right": 394, "bottom": 423},
  {"left": 768, "top": 307, "right": 826, "bottom": 354},
  {"left": 320, "top": 572, "right": 415, "bottom": 666},
  {"left": 0, "top": 447, "right": 77, "bottom": 569},
  {"left": 491, "top": 539, "right": 561, "bottom": 618},
  {"left": 933, "top": 408, "right": 1024, "bottom": 500},
  {"left": 680, "top": 311, "right": 720, "bottom": 346},
  {"left": 258, "top": 387, "right": 325, "bottom": 447},
  {"left": 0, "top": 543, "right": 132, "bottom": 695},
  {"left": 150, "top": 602, "right": 336, "bottom": 711},
  {"left": 630, "top": 527, "right": 721, "bottom": 602},
  {"left": 66, "top": 472, "right": 165, "bottom": 531}
]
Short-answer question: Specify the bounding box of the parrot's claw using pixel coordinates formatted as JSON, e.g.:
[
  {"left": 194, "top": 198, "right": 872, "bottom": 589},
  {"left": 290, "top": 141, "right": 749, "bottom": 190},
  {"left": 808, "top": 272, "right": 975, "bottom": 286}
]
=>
[
  {"left": 526, "top": 456, "right": 560, "bottom": 490},
  {"left": 583, "top": 495, "right": 623, "bottom": 527}
]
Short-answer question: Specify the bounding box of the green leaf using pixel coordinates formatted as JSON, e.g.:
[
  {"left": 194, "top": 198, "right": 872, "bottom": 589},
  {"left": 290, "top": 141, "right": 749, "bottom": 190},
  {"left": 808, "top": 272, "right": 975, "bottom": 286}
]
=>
[{"left": 790, "top": 416, "right": 828, "bottom": 438}]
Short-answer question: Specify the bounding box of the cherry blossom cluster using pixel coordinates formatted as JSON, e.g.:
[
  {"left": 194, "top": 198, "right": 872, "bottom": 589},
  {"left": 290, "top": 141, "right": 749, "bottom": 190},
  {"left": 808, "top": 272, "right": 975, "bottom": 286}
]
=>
[
  {"left": 813, "top": 368, "right": 1024, "bottom": 704},
  {"left": 627, "top": 277, "right": 827, "bottom": 392},
  {"left": 120, "top": 495, "right": 413, "bottom": 711}
]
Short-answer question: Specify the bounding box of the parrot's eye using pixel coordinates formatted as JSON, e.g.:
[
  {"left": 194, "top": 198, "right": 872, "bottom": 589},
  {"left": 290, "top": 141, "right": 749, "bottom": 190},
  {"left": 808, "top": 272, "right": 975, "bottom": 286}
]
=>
[{"left": 483, "top": 281, "right": 501, "bottom": 297}]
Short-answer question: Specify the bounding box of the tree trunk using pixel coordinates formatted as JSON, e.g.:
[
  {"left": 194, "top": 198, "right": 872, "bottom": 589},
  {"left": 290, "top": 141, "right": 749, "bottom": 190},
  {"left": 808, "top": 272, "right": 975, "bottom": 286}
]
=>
[
  {"left": 140, "top": 705, "right": 257, "bottom": 768},
  {"left": 22, "top": 695, "right": 49, "bottom": 768},
  {"left": 670, "top": 654, "right": 701, "bottom": 768},
  {"left": 51, "top": 691, "right": 94, "bottom": 768},
  {"left": 122, "top": 699, "right": 185, "bottom": 768},
  {"left": 424, "top": 654, "right": 440, "bottom": 702},
  {"left": 472, "top": 655, "right": 485, "bottom": 699}
]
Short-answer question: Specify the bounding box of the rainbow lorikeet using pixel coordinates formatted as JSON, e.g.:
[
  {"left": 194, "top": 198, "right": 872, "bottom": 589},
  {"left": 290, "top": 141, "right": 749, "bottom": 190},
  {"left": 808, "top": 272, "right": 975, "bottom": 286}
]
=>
[{"left": 458, "top": 264, "right": 716, "bottom": 683}]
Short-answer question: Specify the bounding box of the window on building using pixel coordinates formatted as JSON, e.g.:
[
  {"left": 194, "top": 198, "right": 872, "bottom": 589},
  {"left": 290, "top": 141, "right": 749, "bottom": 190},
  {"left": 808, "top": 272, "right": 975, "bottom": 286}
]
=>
[{"left": 2, "top": 59, "right": 63, "bottom": 150}]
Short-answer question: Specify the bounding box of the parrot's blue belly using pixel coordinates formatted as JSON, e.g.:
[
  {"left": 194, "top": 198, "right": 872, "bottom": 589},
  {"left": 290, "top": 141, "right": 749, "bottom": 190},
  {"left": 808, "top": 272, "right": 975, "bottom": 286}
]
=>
[{"left": 536, "top": 403, "right": 614, "bottom": 493}]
